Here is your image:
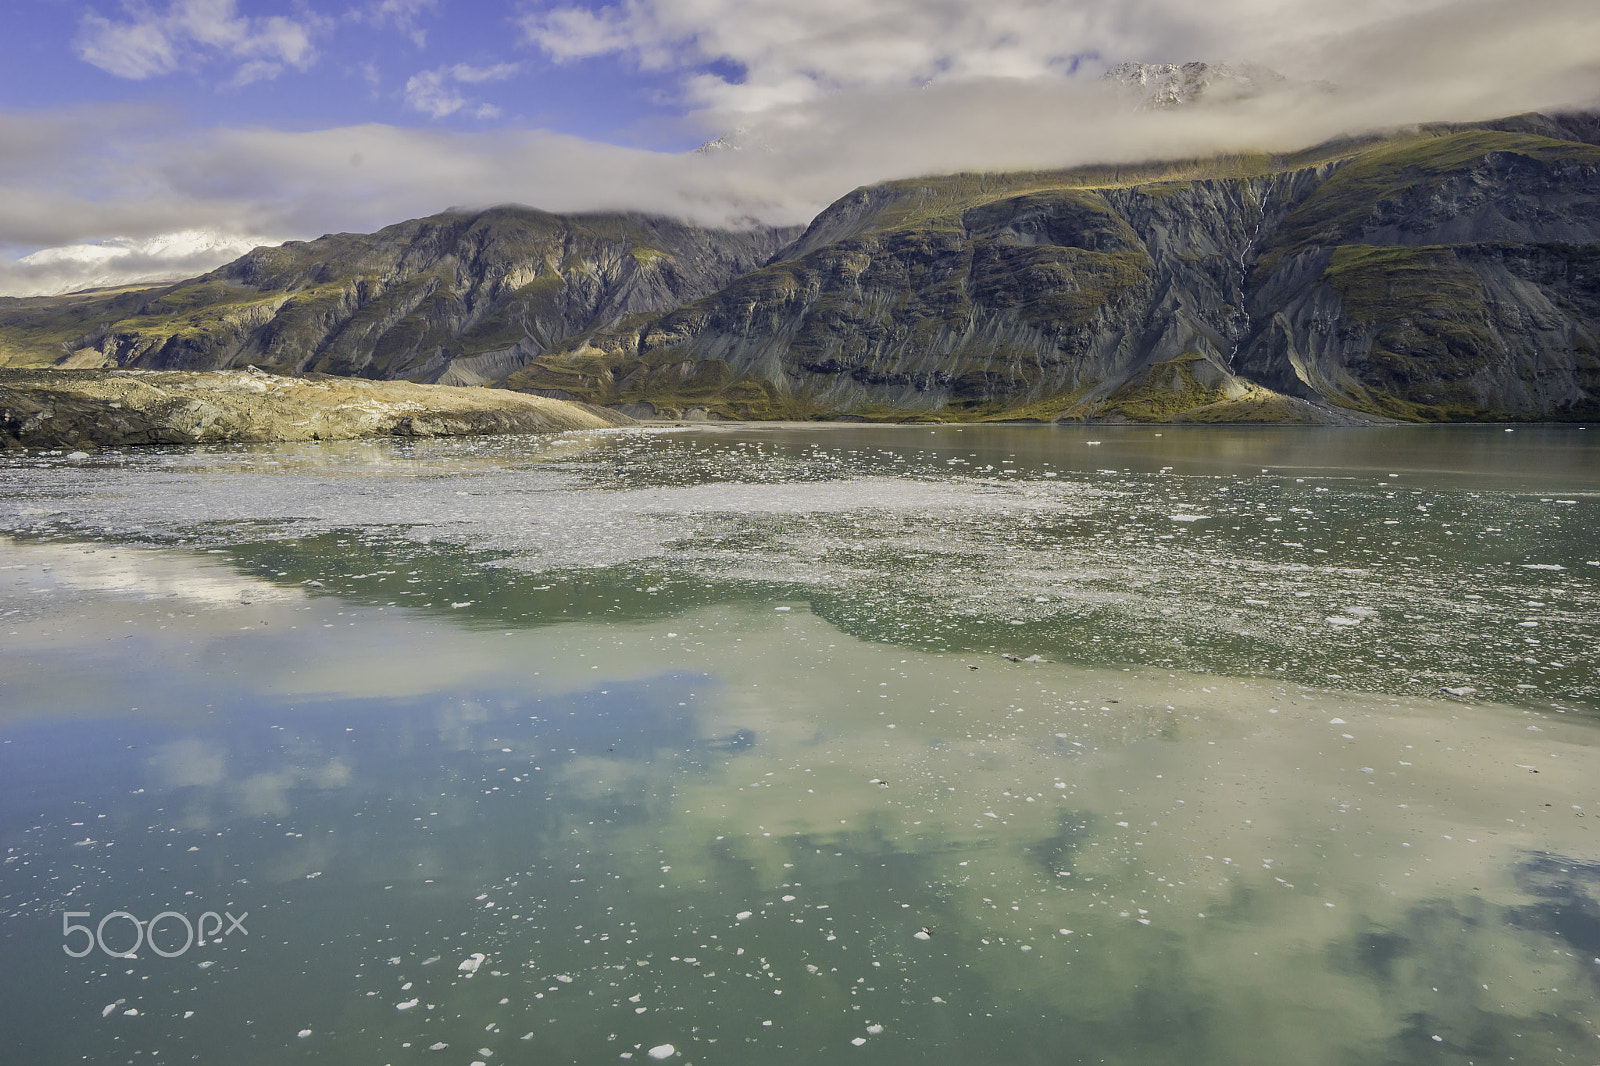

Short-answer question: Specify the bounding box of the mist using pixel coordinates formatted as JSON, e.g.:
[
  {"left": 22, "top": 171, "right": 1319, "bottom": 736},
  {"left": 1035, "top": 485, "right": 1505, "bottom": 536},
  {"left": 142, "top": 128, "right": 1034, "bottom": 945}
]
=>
[{"left": 2, "top": 0, "right": 1596, "bottom": 296}]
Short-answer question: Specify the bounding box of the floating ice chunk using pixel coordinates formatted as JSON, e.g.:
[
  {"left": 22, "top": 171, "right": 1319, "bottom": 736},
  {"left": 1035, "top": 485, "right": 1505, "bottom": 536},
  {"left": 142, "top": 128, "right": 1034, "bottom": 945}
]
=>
[
  {"left": 102, "top": 1000, "right": 125, "bottom": 1018},
  {"left": 647, "top": 1044, "right": 676, "bottom": 1059},
  {"left": 1324, "top": 616, "right": 1360, "bottom": 626},
  {"left": 298, "top": 1029, "right": 313, "bottom": 1039},
  {"left": 735, "top": 911, "right": 753, "bottom": 920},
  {"left": 1169, "top": 515, "right": 1206, "bottom": 522},
  {"left": 913, "top": 929, "right": 931, "bottom": 941},
  {"left": 1441, "top": 686, "right": 1477, "bottom": 697},
  {"left": 774, "top": 606, "right": 791, "bottom": 612},
  {"left": 867, "top": 1024, "right": 883, "bottom": 1034},
  {"left": 429, "top": 1042, "right": 448, "bottom": 1050},
  {"left": 852, "top": 1037, "right": 867, "bottom": 1046},
  {"left": 459, "top": 953, "right": 486, "bottom": 974},
  {"left": 396, "top": 999, "right": 419, "bottom": 1010},
  {"left": 1520, "top": 564, "right": 1564, "bottom": 571},
  {"left": 1328, "top": 718, "right": 1347, "bottom": 725}
]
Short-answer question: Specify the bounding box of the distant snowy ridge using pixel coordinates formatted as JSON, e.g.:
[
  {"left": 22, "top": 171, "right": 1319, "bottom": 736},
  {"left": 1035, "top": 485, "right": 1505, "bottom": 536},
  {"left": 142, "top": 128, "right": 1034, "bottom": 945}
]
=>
[
  {"left": 12, "top": 229, "right": 284, "bottom": 297},
  {"left": 1098, "top": 61, "right": 1293, "bottom": 109},
  {"left": 693, "top": 127, "right": 774, "bottom": 155}
]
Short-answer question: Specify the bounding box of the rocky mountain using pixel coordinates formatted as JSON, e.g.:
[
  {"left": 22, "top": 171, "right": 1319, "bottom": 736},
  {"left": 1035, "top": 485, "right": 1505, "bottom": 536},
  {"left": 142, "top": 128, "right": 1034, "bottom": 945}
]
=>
[
  {"left": 502, "top": 114, "right": 1600, "bottom": 422},
  {"left": 0, "top": 209, "right": 797, "bottom": 387},
  {"left": 3, "top": 111, "right": 1597, "bottom": 423}
]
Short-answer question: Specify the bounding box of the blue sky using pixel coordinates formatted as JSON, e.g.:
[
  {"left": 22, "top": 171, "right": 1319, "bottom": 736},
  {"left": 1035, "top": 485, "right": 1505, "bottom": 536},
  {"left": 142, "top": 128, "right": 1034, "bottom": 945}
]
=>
[
  {"left": 1, "top": 0, "right": 1597, "bottom": 295},
  {"left": 0, "top": 1, "right": 697, "bottom": 147}
]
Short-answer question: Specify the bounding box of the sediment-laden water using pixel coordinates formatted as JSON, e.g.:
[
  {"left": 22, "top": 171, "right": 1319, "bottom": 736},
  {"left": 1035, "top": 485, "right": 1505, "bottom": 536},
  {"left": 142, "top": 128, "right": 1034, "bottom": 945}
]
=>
[{"left": 1, "top": 423, "right": 1596, "bottom": 1065}]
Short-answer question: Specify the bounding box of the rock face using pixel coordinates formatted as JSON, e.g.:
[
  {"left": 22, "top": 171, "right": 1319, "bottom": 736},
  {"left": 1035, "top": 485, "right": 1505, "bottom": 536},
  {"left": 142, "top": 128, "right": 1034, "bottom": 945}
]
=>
[
  {"left": 0, "top": 208, "right": 797, "bottom": 386},
  {"left": 502, "top": 119, "right": 1600, "bottom": 422},
  {"left": 0, "top": 367, "right": 633, "bottom": 450},
  {"left": 3, "top": 113, "right": 1598, "bottom": 423}
]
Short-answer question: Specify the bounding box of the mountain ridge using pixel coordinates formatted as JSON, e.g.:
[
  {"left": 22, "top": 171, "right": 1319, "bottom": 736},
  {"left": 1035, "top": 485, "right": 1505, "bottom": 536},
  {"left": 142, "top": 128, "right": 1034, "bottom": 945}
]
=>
[{"left": 3, "top": 111, "right": 1598, "bottom": 424}]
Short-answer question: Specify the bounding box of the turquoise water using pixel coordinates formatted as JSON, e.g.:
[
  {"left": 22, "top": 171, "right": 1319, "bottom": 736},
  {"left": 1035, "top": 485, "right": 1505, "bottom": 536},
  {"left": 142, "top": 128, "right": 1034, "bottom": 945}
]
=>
[{"left": 1, "top": 424, "right": 1596, "bottom": 1064}]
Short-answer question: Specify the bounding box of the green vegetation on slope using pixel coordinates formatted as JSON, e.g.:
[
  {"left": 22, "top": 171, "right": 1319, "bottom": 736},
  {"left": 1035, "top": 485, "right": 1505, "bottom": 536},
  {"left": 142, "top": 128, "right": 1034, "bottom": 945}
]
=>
[
  {"left": 1278, "top": 130, "right": 1600, "bottom": 252},
  {"left": 0, "top": 285, "right": 172, "bottom": 367}
]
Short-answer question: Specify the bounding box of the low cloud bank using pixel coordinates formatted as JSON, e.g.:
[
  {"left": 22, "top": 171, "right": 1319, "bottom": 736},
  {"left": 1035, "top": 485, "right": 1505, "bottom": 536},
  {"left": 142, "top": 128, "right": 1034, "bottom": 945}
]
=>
[{"left": 4, "top": 0, "right": 1597, "bottom": 295}]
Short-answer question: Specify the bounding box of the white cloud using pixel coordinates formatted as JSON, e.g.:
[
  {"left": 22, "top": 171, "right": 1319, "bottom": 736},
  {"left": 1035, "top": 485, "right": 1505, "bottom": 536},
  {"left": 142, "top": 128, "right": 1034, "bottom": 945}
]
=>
[
  {"left": 75, "top": 0, "right": 319, "bottom": 82},
  {"left": 4, "top": 0, "right": 1597, "bottom": 295},
  {"left": 404, "top": 62, "right": 520, "bottom": 119},
  {"left": 520, "top": 0, "right": 1598, "bottom": 124},
  {"left": 452, "top": 62, "right": 520, "bottom": 84},
  {"left": 522, "top": 0, "right": 1134, "bottom": 109},
  {"left": 76, "top": 14, "right": 178, "bottom": 79},
  {"left": 356, "top": 0, "right": 440, "bottom": 47},
  {"left": 4, "top": 229, "right": 285, "bottom": 297}
]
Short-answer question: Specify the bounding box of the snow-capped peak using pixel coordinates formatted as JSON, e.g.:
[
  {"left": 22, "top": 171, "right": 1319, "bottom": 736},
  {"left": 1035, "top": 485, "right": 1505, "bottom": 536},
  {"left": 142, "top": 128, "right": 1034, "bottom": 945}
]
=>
[
  {"left": 7, "top": 229, "right": 284, "bottom": 297},
  {"left": 1099, "top": 61, "right": 1288, "bottom": 109}
]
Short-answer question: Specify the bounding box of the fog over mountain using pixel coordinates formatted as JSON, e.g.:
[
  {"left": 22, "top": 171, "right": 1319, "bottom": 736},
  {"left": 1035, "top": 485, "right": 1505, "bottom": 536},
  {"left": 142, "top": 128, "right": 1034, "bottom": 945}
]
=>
[{"left": 1, "top": 0, "right": 1597, "bottom": 295}]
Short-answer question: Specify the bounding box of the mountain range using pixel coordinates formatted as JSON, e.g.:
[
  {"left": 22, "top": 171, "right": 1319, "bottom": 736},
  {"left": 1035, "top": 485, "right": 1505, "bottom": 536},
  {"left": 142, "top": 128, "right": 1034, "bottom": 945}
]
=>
[{"left": 2, "top": 109, "right": 1597, "bottom": 423}]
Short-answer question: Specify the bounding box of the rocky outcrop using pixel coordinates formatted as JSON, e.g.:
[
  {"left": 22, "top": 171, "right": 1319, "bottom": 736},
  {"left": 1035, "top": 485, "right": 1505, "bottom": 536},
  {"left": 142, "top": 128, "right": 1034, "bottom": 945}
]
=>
[{"left": 0, "top": 367, "right": 632, "bottom": 450}]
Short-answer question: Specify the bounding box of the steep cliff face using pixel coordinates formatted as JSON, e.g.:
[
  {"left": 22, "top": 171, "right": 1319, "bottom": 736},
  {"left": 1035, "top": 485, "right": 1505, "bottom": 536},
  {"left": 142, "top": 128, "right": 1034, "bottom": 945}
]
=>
[
  {"left": 503, "top": 122, "right": 1599, "bottom": 421},
  {"left": 6, "top": 208, "right": 797, "bottom": 385},
  {"left": 1238, "top": 132, "right": 1600, "bottom": 419}
]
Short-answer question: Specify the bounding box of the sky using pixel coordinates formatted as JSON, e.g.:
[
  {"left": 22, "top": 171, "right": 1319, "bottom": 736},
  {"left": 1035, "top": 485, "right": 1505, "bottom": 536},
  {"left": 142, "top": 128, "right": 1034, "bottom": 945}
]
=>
[{"left": 1, "top": 0, "right": 1597, "bottom": 296}]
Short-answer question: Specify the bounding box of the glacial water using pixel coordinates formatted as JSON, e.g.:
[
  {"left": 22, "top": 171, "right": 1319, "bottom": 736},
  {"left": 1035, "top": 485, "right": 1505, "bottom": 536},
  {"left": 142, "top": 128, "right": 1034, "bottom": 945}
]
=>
[{"left": 0, "top": 423, "right": 1596, "bottom": 1065}]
